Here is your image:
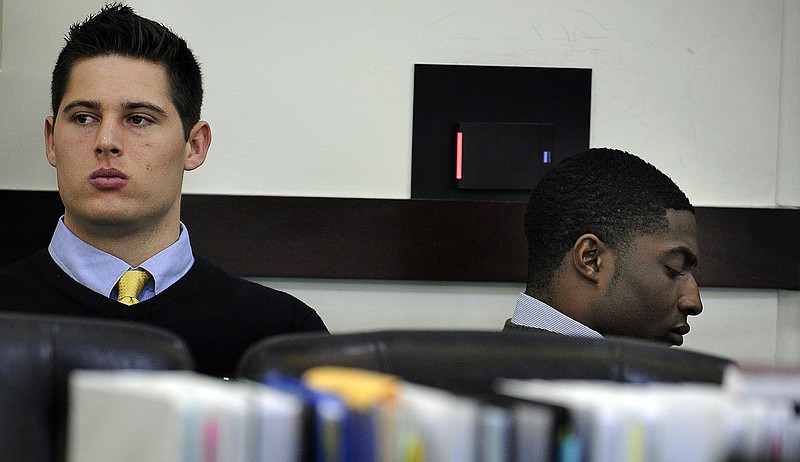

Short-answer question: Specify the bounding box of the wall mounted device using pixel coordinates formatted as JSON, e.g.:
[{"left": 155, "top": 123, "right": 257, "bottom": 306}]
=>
[
  {"left": 411, "top": 64, "right": 591, "bottom": 201},
  {"left": 456, "top": 122, "right": 554, "bottom": 191}
]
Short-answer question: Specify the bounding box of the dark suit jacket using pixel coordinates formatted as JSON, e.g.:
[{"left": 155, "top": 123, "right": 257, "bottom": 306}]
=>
[{"left": 502, "top": 318, "right": 564, "bottom": 335}]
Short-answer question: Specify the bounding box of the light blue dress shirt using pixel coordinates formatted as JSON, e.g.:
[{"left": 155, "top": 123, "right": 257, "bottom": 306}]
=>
[
  {"left": 48, "top": 217, "right": 195, "bottom": 302},
  {"left": 510, "top": 292, "right": 603, "bottom": 339}
]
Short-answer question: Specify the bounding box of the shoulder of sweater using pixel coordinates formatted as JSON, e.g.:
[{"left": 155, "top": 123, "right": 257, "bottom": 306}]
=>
[
  {"left": 189, "top": 256, "right": 311, "bottom": 307},
  {"left": 1, "top": 248, "right": 57, "bottom": 279}
]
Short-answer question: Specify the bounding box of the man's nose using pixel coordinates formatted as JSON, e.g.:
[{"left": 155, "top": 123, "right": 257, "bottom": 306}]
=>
[
  {"left": 95, "top": 120, "right": 122, "bottom": 156},
  {"left": 678, "top": 274, "right": 703, "bottom": 316}
]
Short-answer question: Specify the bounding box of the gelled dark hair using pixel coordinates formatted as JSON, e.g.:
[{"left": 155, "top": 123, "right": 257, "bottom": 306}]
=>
[
  {"left": 51, "top": 3, "right": 203, "bottom": 139},
  {"left": 525, "top": 148, "right": 693, "bottom": 292}
]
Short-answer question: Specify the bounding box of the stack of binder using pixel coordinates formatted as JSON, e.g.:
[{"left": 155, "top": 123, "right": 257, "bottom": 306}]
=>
[
  {"left": 498, "top": 375, "right": 800, "bottom": 461},
  {"left": 68, "top": 371, "right": 304, "bottom": 462},
  {"left": 66, "top": 365, "right": 800, "bottom": 461}
]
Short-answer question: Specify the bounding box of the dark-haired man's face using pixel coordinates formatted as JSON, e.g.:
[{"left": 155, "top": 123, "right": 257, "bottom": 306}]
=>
[
  {"left": 593, "top": 209, "right": 703, "bottom": 345},
  {"left": 44, "top": 55, "right": 208, "bottom": 244}
]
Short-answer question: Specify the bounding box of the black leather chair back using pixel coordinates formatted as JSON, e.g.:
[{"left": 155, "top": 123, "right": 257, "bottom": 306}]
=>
[
  {"left": 237, "top": 330, "right": 733, "bottom": 387},
  {"left": 0, "top": 312, "right": 194, "bottom": 462}
]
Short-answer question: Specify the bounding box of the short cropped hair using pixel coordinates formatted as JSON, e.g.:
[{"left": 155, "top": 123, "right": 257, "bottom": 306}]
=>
[
  {"left": 525, "top": 148, "right": 693, "bottom": 292},
  {"left": 51, "top": 3, "right": 203, "bottom": 139}
]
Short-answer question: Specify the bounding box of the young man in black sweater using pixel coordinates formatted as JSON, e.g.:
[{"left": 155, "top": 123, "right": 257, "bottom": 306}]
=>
[{"left": 0, "top": 3, "right": 327, "bottom": 377}]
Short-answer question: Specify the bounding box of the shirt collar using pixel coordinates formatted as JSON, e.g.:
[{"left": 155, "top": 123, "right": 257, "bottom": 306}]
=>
[
  {"left": 511, "top": 292, "right": 603, "bottom": 339},
  {"left": 48, "top": 217, "right": 194, "bottom": 298}
]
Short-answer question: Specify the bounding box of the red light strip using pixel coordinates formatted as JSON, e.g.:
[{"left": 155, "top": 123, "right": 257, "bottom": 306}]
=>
[{"left": 456, "top": 131, "right": 463, "bottom": 180}]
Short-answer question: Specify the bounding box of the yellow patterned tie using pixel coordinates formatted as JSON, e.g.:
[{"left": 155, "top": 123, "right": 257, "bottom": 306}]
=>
[{"left": 117, "top": 269, "right": 151, "bottom": 305}]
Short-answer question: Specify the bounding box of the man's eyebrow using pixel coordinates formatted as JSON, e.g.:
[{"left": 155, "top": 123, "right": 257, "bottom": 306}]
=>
[
  {"left": 123, "top": 101, "right": 168, "bottom": 116},
  {"left": 668, "top": 246, "right": 698, "bottom": 268},
  {"left": 61, "top": 100, "right": 100, "bottom": 114},
  {"left": 59, "top": 100, "right": 168, "bottom": 117}
]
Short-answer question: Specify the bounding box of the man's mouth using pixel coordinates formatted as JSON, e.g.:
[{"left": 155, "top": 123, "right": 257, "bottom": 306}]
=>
[
  {"left": 89, "top": 168, "right": 129, "bottom": 190},
  {"left": 669, "top": 324, "right": 691, "bottom": 346}
]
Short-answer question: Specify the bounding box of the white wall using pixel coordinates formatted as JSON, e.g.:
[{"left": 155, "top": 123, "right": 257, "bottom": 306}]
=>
[
  {"left": 1, "top": 0, "right": 798, "bottom": 366},
  {"left": 254, "top": 279, "right": 786, "bottom": 366}
]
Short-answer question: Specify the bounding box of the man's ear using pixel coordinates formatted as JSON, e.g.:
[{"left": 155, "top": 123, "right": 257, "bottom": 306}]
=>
[
  {"left": 184, "top": 121, "right": 211, "bottom": 171},
  {"left": 571, "top": 233, "right": 605, "bottom": 283},
  {"left": 44, "top": 116, "right": 57, "bottom": 167}
]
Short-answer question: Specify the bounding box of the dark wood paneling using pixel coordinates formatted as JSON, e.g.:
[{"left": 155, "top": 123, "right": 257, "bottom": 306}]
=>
[
  {"left": 692, "top": 207, "right": 800, "bottom": 290},
  {"left": 182, "top": 195, "right": 528, "bottom": 282},
  {"left": 1, "top": 190, "right": 798, "bottom": 289}
]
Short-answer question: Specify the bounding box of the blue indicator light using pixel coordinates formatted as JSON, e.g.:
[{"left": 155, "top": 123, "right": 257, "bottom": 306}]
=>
[{"left": 542, "top": 150, "right": 551, "bottom": 164}]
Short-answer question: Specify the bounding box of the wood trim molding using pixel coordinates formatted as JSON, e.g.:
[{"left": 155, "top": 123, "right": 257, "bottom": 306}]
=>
[{"left": 2, "top": 190, "right": 798, "bottom": 289}]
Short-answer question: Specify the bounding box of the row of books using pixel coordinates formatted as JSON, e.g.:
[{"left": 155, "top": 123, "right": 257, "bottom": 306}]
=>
[{"left": 66, "top": 365, "right": 800, "bottom": 462}]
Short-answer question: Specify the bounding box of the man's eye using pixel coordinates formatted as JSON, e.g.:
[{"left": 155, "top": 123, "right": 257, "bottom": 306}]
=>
[
  {"left": 74, "top": 114, "right": 94, "bottom": 125},
  {"left": 129, "top": 115, "right": 149, "bottom": 125},
  {"left": 666, "top": 267, "right": 685, "bottom": 278}
]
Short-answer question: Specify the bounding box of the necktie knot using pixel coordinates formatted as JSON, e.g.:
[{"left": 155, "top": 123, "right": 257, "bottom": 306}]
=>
[{"left": 117, "top": 269, "right": 151, "bottom": 305}]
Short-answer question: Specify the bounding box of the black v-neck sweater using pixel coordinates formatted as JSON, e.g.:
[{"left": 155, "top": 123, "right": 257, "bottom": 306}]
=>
[{"left": 0, "top": 250, "right": 328, "bottom": 377}]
